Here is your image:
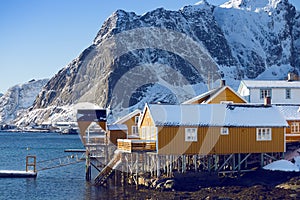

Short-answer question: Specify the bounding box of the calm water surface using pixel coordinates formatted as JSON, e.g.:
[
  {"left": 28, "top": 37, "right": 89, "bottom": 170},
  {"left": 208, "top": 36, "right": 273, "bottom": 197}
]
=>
[{"left": 0, "top": 132, "right": 130, "bottom": 200}]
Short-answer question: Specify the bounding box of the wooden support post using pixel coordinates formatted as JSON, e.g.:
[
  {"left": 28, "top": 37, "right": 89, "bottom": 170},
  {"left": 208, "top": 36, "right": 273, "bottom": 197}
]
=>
[
  {"left": 170, "top": 155, "right": 173, "bottom": 176},
  {"left": 85, "top": 149, "right": 91, "bottom": 181},
  {"left": 232, "top": 154, "right": 236, "bottom": 172},
  {"left": 121, "top": 154, "right": 124, "bottom": 186},
  {"left": 194, "top": 155, "right": 197, "bottom": 172},
  {"left": 157, "top": 155, "right": 161, "bottom": 177},
  {"left": 136, "top": 153, "right": 139, "bottom": 190},
  {"left": 238, "top": 153, "right": 241, "bottom": 174},
  {"left": 214, "top": 155, "right": 218, "bottom": 172},
  {"left": 208, "top": 156, "right": 211, "bottom": 173},
  {"left": 261, "top": 153, "right": 264, "bottom": 167}
]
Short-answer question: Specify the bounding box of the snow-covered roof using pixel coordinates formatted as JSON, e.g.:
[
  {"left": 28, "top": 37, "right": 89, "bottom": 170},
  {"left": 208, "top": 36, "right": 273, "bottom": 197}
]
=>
[
  {"left": 182, "top": 87, "right": 219, "bottom": 104},
  {"left": 276, "top": 105, "right": 300, "bottom": 120},
  {"left": 183, "top": 86, "right": 247, "bottom": 104},
  {"left": 241, "top": 80, "right": 300, "bottom": 89},
  {"left": 147, "top": 104, "right": 288, "bottom": 127},
  {"left": 113, "top": 109, "right": 141, "bottom": 124},
  {"left": 107, "top": 124, "right": 128, "bottom": 131}
]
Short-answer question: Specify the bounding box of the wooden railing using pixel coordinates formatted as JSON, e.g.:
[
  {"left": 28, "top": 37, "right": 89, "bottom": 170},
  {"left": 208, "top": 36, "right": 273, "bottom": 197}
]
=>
[{"left": 117, "top": 139, "right": 156, "bottom": 152}]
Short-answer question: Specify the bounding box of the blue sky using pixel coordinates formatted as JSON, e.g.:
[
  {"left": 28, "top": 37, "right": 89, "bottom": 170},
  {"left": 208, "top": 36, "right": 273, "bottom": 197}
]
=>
[{"left": 0, "top": 0, "right": 299, "bottom": 93}]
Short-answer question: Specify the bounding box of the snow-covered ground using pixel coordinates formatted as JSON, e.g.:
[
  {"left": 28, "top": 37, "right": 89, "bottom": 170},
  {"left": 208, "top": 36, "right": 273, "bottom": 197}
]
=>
[{"left": 264, "top": 156, "right": 300, "bottom": 172}]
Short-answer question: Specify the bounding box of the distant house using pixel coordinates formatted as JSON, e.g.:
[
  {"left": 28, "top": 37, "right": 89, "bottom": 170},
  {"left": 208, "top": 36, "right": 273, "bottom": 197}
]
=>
[
  {"left": 237, "top": 79, "right": 300, "bottom": 104},
  {"left": 113, "top": 109, "right": 141, "bottom": 138},
  {"left": 276, "top": 105, "right": 300, "bottom": 143},
  {"left": 183, "top": 85, "right": 247, "bottom": 104},
  {"left": 118, "top": 104, "right": 288, "bottom": 155}
]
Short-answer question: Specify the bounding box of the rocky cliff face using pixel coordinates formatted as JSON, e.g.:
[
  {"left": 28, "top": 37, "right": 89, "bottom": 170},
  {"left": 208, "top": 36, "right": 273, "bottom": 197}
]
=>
[
  {"left": 17, "top": 0, "right": 300, "bottom": 124},
  {"left": 0, "top": 79, "right": 48, "bottom": 124}
]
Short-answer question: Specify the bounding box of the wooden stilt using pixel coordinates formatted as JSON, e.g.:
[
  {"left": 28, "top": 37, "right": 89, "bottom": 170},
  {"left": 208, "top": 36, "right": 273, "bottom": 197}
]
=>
[
  {"left": 157, "top": 155, "right": 160, "bottom": 177},
  {"left": 261, "top": 153, "right": 264, "bottom": 167},
  {"left": 85, "top": 149, "right": 91, "bottom": 181},
  {"left": 136, "top": 153, "right": 139, "bottom": 190}
]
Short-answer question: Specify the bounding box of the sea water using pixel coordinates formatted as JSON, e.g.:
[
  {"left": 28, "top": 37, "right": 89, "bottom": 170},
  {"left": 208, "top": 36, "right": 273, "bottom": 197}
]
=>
[{"left": 0, "top": 132, "right": 127, "bottom": 200}]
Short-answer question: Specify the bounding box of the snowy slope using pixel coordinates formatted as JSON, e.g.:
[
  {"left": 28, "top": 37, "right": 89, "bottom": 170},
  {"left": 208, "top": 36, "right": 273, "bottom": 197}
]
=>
[
  {"left": 0, "top": 79, "right": 49, "bottom": 124},
  {"left": 15, "top": 0, "right": 300, "bottom": 125}
]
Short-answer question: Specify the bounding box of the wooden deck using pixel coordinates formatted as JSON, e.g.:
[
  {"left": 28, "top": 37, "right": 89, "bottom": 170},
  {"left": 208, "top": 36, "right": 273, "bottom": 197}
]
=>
[
  {"left": 286, "top": 134, "right": 300, "bottom": 143},
  {"left": 117, "top": 139, "right": 156, "bottom": 152}
]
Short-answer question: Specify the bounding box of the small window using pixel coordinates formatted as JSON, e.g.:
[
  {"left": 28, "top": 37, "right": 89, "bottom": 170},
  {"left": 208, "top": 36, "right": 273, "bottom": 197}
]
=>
[
  {"left": 220, "top": 127, "right": 229, "bottom": 135},
  {"left": 141, "top": 127, "right": 146, "bottom": 139},
  {"left": 286, "top": 89, "right": 291, "bottom": 99},
  {"left": 256, "top": 128, "right": 272, "bottom": 141},
  {"left": 260, "top": 89, "right": 271, "bottom": 99},
  {"left": 134, "top": 116, "right": 139, "bottom": 125},
  {"left": 220, "top": 101, "right": 233, "bottom": 104},
  {"left": 132, "top": 126, "right": 138, "bottom": 136},
  {"left": 291, "top": 122, "right": 300, "bottom": 133},
  {"left": 185, "top": 128, "right": 197, "bottom": 142}
]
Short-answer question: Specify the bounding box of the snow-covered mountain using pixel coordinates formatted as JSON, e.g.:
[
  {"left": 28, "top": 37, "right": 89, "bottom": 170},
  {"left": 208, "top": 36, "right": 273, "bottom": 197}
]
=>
[
  {"left": 16, "top": 0, "right": 300, "bottom": 125},
  {"left": 0, "top": 79, "right": 49, "bottom": 124},
  {"left": 0, "top": 93, "right": 3, "bottom": 98}
]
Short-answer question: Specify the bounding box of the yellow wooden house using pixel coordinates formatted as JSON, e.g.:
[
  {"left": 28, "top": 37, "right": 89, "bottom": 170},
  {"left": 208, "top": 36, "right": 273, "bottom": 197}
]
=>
[
  {"left": 183, "top": 85, "right": 247, "bottom": 105},
  {"left": 276, "top": 105, "right": 300, "bottom": 143},
  {"left": 118, "top": 104, "right": 288, "bottom": 155},
  {"left": 113, "top": 109, "right": 141, "bottom": 138}
]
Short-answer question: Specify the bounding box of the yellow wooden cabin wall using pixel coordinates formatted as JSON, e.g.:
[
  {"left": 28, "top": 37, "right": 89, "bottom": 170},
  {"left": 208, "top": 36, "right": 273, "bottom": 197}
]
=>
[
  {"left": 157, "top": 126, "right": 285, "bottom": 155},
  {"left": 286, "top": 120, "right": 300, "bottom": 142},
  {"left": 122, "top": 114, "right": 140, "bottom": 136},
  {"left": 207, "top": 87, "right": 246, "bottom": 104},
  {"left": 139, "top": 107, "right": 156, "bottom": 140}
]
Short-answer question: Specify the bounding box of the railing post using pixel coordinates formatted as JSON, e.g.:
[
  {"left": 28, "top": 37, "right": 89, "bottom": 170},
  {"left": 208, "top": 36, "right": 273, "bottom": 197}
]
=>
[{"left": 26, "top": 155, "right": 37, "bottom": 172}]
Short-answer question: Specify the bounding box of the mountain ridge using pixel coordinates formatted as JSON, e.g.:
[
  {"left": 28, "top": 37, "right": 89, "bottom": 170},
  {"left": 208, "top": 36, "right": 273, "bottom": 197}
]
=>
[{"left": 13, "top": 0, "right": 300, "bottom": 125}]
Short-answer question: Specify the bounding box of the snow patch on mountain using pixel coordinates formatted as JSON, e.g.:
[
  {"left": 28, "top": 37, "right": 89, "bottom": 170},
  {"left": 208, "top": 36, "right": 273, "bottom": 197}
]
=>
[{"left": 0, "top": 79, "right": 49, "bottom": 124}]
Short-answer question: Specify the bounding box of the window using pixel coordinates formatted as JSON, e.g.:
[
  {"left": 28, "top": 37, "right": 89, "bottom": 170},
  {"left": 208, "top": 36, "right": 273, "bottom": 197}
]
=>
[
  {"left": 260, "top": 89, "right": 271, "bottom": 99},
  {"left": 220, "top": 101, "right": 233, "bottom": 104},
  {"left": 286, "top": 89, "right": 291, "bottom": 99},
  {"left": 134, "top": 116, "right": 139, "bottom": 125},
  {"left": 141, "top": 127, "right": 146, "bottom": 139},
  {"left": 256, "top": 128, "right": 272, "bottom": 141},
  {"left": 220, "top": 127, "right": 229, "bottom": 135},
  {"left": 132, "top": 126, "right": 138, "bottom": 136},
  {"left": 291, "top": 122, "right": 300, "bottom": 133},
  {"left": 185, "top": 128, "right": 197, "bottom": 142}
]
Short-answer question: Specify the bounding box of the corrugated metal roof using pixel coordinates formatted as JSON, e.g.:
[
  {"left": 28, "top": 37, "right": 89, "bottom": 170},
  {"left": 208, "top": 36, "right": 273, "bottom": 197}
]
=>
[
  {"left": 107, "top": 124, "right": 128, "bottom": 131},
  {"left": 113, "top": 109, "right": 141, "bottom": 124},
  {"left": 241, "top": 80, "right": 300, "bottom": 88},
  {"left": 276, "top": 105, "right": 300, "bottom": 120},
  {"left": 148, "top": 104, "right": 288, "bottom": 127}
]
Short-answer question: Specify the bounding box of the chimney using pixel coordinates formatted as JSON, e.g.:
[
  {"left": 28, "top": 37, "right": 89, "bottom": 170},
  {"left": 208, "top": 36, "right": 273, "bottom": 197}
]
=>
[
  {"left": 287, "top": 72, "right": 296, "bottom": 82},
  {"left": 220, "top": 79, "right": 226, "bottom": 87},
  {"left": 264, "top": 96, "right": 271, "bottom": 106}
]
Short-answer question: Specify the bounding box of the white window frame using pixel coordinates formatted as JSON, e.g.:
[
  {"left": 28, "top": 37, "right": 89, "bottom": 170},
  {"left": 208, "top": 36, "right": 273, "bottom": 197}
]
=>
[
  {"left": 291, "top": 122, "right": 300, "bottom": 133},
  {"left": 134, "top": 116, "right": 139, "bottom": 125},
  {"left": 286, "top": 89, "right": 291, "bottom": 99},
  {"left": 260, "top": 89, "right": 271, "bottom": 99},
  {"left": 141, "top": 127, "right": 146, "bottom": 139},
  {"left": 185, "top": 128, "right": 197, "bottom": 142},
  {"left": 220, "top": 101, "right": 233, "bottom": 104},
  {"left": 256, "top": 128, "right": 272, "bottom": 141},
  {"left": 131, "top": 126, "right": 138, "bottom": 136},
  {"left": 220, "top": 127, "right": 229, "bottom": 135}
]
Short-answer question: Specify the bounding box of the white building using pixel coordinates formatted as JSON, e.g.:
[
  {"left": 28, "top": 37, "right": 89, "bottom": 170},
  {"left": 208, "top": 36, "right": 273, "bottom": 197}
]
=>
[{"left": 238, "top": 80, "right": 300, "bottom": 104}]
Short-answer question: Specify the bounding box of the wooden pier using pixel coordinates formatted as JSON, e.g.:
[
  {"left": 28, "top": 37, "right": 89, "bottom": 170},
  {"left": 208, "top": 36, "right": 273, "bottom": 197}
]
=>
[
  {"left": 0, "top": 155, "right": 37, "bottom": 178},
  {"left": 0, "top": 170, "right": 37, "bottom": 178}
]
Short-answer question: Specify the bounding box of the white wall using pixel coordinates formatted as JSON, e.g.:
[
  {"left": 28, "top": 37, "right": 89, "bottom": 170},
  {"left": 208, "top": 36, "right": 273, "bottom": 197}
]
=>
[{"left": 249, "top": 88, "right": 300, "bottom": 104}]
